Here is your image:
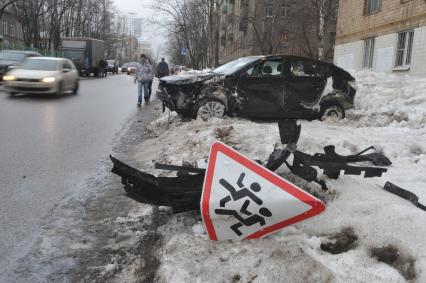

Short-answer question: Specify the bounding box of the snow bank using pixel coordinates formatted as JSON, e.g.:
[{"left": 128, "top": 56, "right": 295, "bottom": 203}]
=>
[
  {"left": 110, "top": 70, "right": 426, "bottom": 282},
  {"left": 347, "top": 71, "right": 426, "bottom": 129}
]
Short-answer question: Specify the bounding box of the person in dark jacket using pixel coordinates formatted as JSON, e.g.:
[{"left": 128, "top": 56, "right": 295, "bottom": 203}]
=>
[
  {"left": 99, "top": 59, "right": 107, "bottom": 77},
  {"left": 156, "top": 58, "right": 169, "bottom": 78}
]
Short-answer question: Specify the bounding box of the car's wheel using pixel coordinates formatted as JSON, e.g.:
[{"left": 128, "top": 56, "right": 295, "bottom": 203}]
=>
[
  {"left": 194, "top": 99, "right": 226, "bottom": 121},
  {"left": 320, "top": 103, "right": 345, "bottom": 120},
  {"left": 72, "top": 80, "right": 79, "bottom": 94}
]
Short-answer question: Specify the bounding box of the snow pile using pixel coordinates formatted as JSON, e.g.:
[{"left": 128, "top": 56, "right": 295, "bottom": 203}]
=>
[
  {"left": 108, "top": 70, "right": 426, "bottom": 282},
  {"left": 348, "top": 71, "right": 426, "bottom": 129}
]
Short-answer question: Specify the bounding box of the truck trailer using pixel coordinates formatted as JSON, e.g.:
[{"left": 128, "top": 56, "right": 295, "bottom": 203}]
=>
[{"left": 61, "top": 37, "right": 105, "bottom": 77}]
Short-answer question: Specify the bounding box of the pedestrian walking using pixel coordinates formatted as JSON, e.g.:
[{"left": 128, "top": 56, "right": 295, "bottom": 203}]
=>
[
  {"left": 156, "top": 57, "right": 169, "bottom": 78},
  {"left": 98, "top": 59, "right": 107, "bottom": 77},
  {"left": 134, "top": 54, "right": 153, "bottom": 107}
]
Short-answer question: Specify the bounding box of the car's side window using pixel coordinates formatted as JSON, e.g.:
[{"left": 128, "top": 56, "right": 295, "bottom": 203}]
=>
[
  {"left": 63, "top": 61, "right": 72, "bottom": 70},
  {"left": 246, "top": 59, "right": 284, "bottom": 77},
  {"left": 290, "top": 59, "right": 323, "bottom": 78}
]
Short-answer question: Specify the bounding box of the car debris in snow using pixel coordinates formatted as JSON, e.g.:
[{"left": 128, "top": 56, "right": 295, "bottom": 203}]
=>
[
  {"left": 157, "top": 55, "right": 357, "bottom": 121},
  {"left": 266, "top": 145, "right": 390, "bottom": 191},
  {"left": 382, "top": 182, "right": 426, "bottom": 212},
  {"left": 110, "top": 120, "right": 392, "bottom": 213}
]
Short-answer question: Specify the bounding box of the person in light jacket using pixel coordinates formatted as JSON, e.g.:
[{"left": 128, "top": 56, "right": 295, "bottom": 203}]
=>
[{"left": 134, "top": 54, "right": 153, "bottom": 107}]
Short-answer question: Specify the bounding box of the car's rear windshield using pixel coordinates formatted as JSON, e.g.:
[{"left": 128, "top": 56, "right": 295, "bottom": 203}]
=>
[
  {"left": 21, "top": 59, "right": 59, "bottom": 71},
  {"left": 212, "top": 56, "right": 262, "bottom": 75},
  {"left": 0, "top": 52, "right": 27, "bottom": 61}
]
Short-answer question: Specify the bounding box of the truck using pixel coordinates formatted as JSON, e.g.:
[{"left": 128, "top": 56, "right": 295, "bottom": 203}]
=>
[{"left": 61, "top": 37, "right": 105, "bottom": 77}]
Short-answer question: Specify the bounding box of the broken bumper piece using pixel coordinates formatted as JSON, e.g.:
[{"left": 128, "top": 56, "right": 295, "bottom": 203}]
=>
[{"left": 110, "top": 156, "right": 203, "bottom": 213}]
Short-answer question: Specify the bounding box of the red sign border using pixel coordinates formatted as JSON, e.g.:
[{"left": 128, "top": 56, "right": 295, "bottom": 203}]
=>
[{"left": 201, "top": 142, "right": 326, "bottom": 241}]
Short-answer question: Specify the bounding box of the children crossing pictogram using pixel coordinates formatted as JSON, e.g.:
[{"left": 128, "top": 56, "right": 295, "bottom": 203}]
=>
[{"left": 201, "top": 142, "right": 326, "bottom": 241}]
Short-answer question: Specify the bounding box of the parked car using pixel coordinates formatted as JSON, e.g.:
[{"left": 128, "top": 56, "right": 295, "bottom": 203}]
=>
[
  {"left": 157, "top": 55, "right": 357, "bottom": 121},
  {"left": 0, "top": 50, "right": 41, "bottom": 81},
  {"left": 107, "top": 59, "right": 119, "bottom": 74},
  {"left": 121, "top": 63, "right": 128, "bottom": 73},
  {"left": 3, "top": 57, "right": 80, "bottom": 96},
  {"left": 126, "top": 62, "right": 138, "bottom": 75}
]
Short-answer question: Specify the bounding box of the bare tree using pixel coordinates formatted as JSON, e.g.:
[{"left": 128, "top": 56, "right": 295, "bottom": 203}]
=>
[
  {"left": 0, "top": 0, "right": 16, "bottom": 19},
  {"left": 151, "top": 0, "right": 210, "bottom": 69},
  {"left": 303, "top": 0, "right": 339, "bottom": 60}
]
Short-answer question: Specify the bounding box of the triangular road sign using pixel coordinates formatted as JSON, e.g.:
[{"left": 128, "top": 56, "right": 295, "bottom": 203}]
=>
[{"left": 201, "top": 142, "right": 326, "bottom": 241}]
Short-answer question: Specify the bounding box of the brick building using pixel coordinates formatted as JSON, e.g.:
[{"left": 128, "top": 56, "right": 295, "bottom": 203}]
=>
[
  {"left": 334, "top": 0, "right": 426, "bottom": 75},
  {"left": 216, "top": 0, "right": 337, "bottom": 64}
]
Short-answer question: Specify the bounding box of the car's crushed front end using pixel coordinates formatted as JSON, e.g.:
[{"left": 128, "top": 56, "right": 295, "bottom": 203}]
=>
[{"left": 157, "top": 73, "right": 229, "bottom": 116}]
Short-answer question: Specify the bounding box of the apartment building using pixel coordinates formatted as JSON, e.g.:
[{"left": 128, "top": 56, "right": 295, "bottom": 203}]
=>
[
  {"left": 0, "top": 11, "right": 24, "bottom": 48},
  {"left": 216, "top": 0, "right": 337, "bottom": 64},
  {"left": 334, "top": 0, "right": 426, "bottom": 75}
]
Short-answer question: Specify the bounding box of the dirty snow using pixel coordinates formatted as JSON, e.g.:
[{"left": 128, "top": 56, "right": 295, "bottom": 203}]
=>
[{"left": 106, "top": 71, "right": 426, "bottom": 282}]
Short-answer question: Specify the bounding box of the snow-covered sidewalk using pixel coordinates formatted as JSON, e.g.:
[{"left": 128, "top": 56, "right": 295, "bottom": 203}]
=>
[{"left": 102, "top": 71, "right": 426, "bottom": 282}]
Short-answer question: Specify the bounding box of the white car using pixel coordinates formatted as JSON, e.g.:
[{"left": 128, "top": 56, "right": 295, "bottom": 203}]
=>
[{"left": 3, "top": 57, "right": 80, "bottom": 96}]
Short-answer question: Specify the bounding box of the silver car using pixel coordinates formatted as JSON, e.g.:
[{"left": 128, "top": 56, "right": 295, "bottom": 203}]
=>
[{"left": 3, "top": 57, "right": 80, "bottom": 96}]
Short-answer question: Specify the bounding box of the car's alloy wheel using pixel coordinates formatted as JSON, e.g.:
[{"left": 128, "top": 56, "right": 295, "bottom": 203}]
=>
[
  {"left": 321, "top": 105, "right": 345, "bottom": 120},
  {"left": 197, "top": 101, "right": 226, "bottom": 121}
]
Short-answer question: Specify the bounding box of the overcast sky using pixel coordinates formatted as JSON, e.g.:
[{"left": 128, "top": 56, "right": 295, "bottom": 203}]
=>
[{"left": 112, "top": 0, "right": 168, "bottom": 58}]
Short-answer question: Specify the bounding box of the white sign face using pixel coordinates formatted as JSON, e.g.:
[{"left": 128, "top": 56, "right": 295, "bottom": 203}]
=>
[{"left": 201, "top": 142, "right": 326, "bottom": 241}]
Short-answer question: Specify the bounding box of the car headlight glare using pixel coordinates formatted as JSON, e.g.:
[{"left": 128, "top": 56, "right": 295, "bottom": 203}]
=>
[
  {"left": 3, "top": 75, "right": 16, "bottom": 81},
  {"left": 42, "top": 77, "right": 56, "bottom": 83}
]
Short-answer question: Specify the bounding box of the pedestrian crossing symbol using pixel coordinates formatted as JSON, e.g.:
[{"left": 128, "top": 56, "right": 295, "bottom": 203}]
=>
[{"left": 201, "top": 142, "right": 326, "bottom": 241}]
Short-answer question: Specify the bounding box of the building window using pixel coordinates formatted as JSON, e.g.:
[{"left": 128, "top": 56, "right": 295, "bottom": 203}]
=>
[
  {"left": 9, "top": 24, "right": 15, "bottom": 37},
  {"left": 265, "top": 5, "right": 273, "bottom": 17},
  {"left": 1, "top": 21, "right": 7, "bottom": 35},
  {"left": 365, "top": 0, "right": 381, "bottom": 15},
  {"left": 363, "top": 37, "right": 375, "bottom": 68},
  {"left": 395, "top": 30, "right": 414, "bottom": 67},
  {"left": 281, "top": 5, "right": 289, "bottom": 17}
]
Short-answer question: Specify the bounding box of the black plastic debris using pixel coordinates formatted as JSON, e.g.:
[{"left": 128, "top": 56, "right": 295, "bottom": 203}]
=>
[
  {"left": 110, "top": 120, "right": 393, "bottom": 212},
  {"left": 265, "top": 145, "right": 390, "bottom": 191},
  {"left": 110, "top": 156, "right": 203, "bottom": 213},
  {"left": 382, "top": 182, "right": 426, "bottom": 212}
]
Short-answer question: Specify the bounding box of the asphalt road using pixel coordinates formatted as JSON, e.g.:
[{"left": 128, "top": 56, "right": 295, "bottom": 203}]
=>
[{"left": 0, "top": 74, "right": 150, "bottom": 270}]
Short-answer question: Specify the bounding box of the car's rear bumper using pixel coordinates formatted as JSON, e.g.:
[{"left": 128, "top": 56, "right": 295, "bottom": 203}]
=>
[{"left": 3, "top": 81, "right": 57, "bottom": 94}]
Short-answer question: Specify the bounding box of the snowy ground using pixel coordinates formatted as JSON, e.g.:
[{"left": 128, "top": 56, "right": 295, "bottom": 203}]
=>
[{"left": 95, "top": 71, "right": 425, "bottom": 282}]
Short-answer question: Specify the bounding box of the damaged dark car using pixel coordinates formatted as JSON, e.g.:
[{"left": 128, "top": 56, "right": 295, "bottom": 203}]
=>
[{"left": 157, "top": 55, "right": 357, "bottom": 120}]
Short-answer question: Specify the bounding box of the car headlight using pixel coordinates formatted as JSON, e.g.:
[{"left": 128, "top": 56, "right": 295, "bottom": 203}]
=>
[
  {"left": 3, "top": 75, "right": 16, "bottom": 81},
  {"left": 42, "top": 77, "right": 56, "bottom": 83},
  {"left": 348, "top": 80, "right": 358, "bottom": 91}
]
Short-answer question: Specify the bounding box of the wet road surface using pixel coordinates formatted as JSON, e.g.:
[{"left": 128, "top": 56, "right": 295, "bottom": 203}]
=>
[{"left": 0, "top": 74, "right": 150, "bottom": 270}]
